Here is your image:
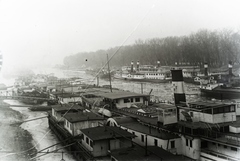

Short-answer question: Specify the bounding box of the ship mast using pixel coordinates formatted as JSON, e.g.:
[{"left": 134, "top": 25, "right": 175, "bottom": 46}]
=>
[{"left": 107, "top": 54, "right": 112, "bottom": 92}]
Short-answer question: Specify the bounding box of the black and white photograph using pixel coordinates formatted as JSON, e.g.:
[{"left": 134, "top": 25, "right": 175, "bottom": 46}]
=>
[{"left": 0, "top": 0, "right": 240, "bottom": 161}]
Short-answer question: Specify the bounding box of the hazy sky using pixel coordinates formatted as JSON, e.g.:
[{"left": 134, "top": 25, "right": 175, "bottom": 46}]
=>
[{"left": 0, "top": 0, "right": 240, "bottom": 73}]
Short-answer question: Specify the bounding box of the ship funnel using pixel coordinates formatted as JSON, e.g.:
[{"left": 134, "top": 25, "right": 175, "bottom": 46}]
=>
[
  {"left": 131, "top": 61, "right": 134, "bottom": 73},
  {"left": 171, "top": 69, "right": 186, "bottom": 105},
  {"left": 204, "top": 62, "right": 208, "bottom": 76},
  {"left": 136, "top": 61, "right": 140, "bottom": 71},
  {"left": 157, "top": 60, "right": 160, "bottom": 68},
  {"left": 228, "top": 61, "right": 233, "bottom": 76}
]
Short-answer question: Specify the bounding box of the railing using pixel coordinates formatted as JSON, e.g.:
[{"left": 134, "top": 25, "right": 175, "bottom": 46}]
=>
[{"left": 201, "top": 149, "right": 240, "bottom": 161}]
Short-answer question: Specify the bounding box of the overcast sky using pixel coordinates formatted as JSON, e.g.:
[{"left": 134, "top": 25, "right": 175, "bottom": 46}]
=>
[{"left": 0, "top": 0, "right": 240, "bottom": 74}]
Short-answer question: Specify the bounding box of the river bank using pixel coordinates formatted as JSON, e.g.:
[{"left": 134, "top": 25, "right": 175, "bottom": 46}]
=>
[
  {"left": 0, "top": 100, "right": 37, "bottom": 161},
  {"left": 0, "top": 99, "right": 76, "bottom": 161}
]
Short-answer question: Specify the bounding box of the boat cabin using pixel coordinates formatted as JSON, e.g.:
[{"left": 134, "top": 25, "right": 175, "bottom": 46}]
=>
[
  {"left": 106, "top": 117, "right": 181, "bottom": 155},
  {"left": 63, "top": 111, "right": 104, "bottom": 136},
  {"left": 99, "top": 91, "right": 150, "bottom": 109},
  {"left": 51, "top": 104, "right": 84, "bottom": 122},
  {"left": 178, "top": 101, "right": 236, "bottom": 124},
  {"left": 155, "top": 103, "right": 177, "bottom": 125},
  {"left": 80, "top": 126, "right": 135, "bottom": 157}
]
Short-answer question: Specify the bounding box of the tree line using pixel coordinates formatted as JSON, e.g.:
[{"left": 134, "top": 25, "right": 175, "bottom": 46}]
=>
[{"left": 63, "top": 29, "right": 240, "bottom": 69}]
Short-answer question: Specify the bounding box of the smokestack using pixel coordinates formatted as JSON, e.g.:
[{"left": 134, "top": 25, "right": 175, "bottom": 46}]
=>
[
  {"left": 204, "top": 63, "right": 208, "bottom": 76},
  {"left": 131, "top": 61, "right": 134, "bottom": 73},
  {"left": 137, "top": 61, "right": 140, "bottom": 71},
  {"left": 157, "top": 60, "right": 160, "bottom": 68},
  {"left": 228, "top": 61, "right": 233, "bottom": 76},
  {"left": 171, "top": 69, "right": 186, "bottom": 105}
]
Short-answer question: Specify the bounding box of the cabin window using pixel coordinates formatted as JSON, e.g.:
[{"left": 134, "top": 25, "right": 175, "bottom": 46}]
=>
[
  {"left": 231, "top": 147, "right": 237, "bottom": 151},
  {"left": 135, "top": 98, "right": 140, "bottom": 102},
  {"left": 230, "top": 106, "right": 235, "bottom": 112},
  {"left": 124, "top": 99, "right": 129, "bottom": 103},
  {"left": 190, "top": 140, "right": 192, "bottom": 148},
  {"left": 141, "top": 135, "right": 144, "bottom": 142},
  {"left": 213, "top": 107, "right": 224, "bottom": 114},
  {"left": 70, "top": 123, "right": 72, "bottom": 130},
  {"left": 86, "top": 137, "right": 89, "bottom": 144},
  {"left": 171, "top": 140, "right": 175, "bottom": 149},
  {"left": 224, "top": 106, "right": 230, "bottom": 112},
  {"left": 218, "top": 107, "right": 224, "bottom": 113},
  {"left": 90, "top": 140, "right": 93, "bottom": 148},
  {"left": 203, "top": 109, "right": 212, "bottom": 114},
  {"left": 154, "top": 139, "right": 158, "bottom": 146},
  {"left": 186, "top": 139, "right": 188, "bottom": 146},
  {"left": 190, "top": 112, "right": 193, "bottom": 117}
]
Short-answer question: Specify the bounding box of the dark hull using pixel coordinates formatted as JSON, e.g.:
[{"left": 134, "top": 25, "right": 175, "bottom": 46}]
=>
[
  {"left": 21, "top": 99, "right": 45, "bottom": 105},
  {"left": 28, "top": 106, "right": 52, "bottom": 111},
  {"left": 201, "top": 88, "right": 240, "bottom": 99},
  {"left": 183, "top": 77, "right": 200, "bottom": 85}
]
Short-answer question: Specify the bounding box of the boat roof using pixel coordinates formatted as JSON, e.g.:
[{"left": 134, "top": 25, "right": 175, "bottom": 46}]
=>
[
  {"left": 120, "top": 121, "right": 179, "bottom": 140},
  {"left": 56, "top": 93, "right": 81, "bottom": 98},
  {"left": 180, "top": 101, "right": 233, "bottom": 110},
  {"left": 81, "top": 126, "right": 135, "bottom": 141},
  {"left": 151, "top": 103, "right": 176, "bottom": 110},
  {"left": 64, "top": 111, "right": 104, "bottom": 123},
  {"left": 111, "top": 146, "right": 188, "bottom": 161},
  {"left": 97, "top": 91, "right": 149, "bottom": 100},
  {"left": 51, "top": 104, "right": 84, "bottom": 112}
]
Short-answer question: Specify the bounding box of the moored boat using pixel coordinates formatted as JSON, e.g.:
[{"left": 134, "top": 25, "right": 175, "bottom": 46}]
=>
[
  {"left": 114, "top": 61, "right": 172, "bottom": 83},
  {"left": 200, "top": 61, "right": 240, "bottom": 99}
]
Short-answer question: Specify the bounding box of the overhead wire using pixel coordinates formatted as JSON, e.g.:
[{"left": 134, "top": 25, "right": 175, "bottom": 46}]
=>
[{"left": 0, "top": 4, "right": 155, "bottom": 160}]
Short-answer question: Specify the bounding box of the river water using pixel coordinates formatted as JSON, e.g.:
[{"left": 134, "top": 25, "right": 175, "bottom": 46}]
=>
[{"left": 0, "top": 68, "right": 219, "bottom": 161}]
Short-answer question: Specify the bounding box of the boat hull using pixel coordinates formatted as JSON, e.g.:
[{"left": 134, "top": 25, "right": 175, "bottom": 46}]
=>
[
  {"left": 200, "top": 88, "right": 240, "bottom": 99},
  {"left": 183, "top": 77, "right": 200, "bottom": 85}
]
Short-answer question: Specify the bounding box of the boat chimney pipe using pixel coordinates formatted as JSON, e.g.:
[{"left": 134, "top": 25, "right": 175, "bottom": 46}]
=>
[
  {"left": 171, "top": 69, "right": 186, "bottom": 105},
  {"left": 204, "top": 63, "right": 208, "bottom": 76},
  {"left": 171, "top": 69, "right": 186, "bottom": 122},
  {"left": 136, "top": 61, "right": 140, "bottom": 71},
  {"left": 228, "top": 61, "right": 233, "bottom": 76},
  {"left": 157, "top": 60, "right": 160, "bottom": 68},
  {"left": 131, "top": 61, "right": 134, "bottom": 73}
]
